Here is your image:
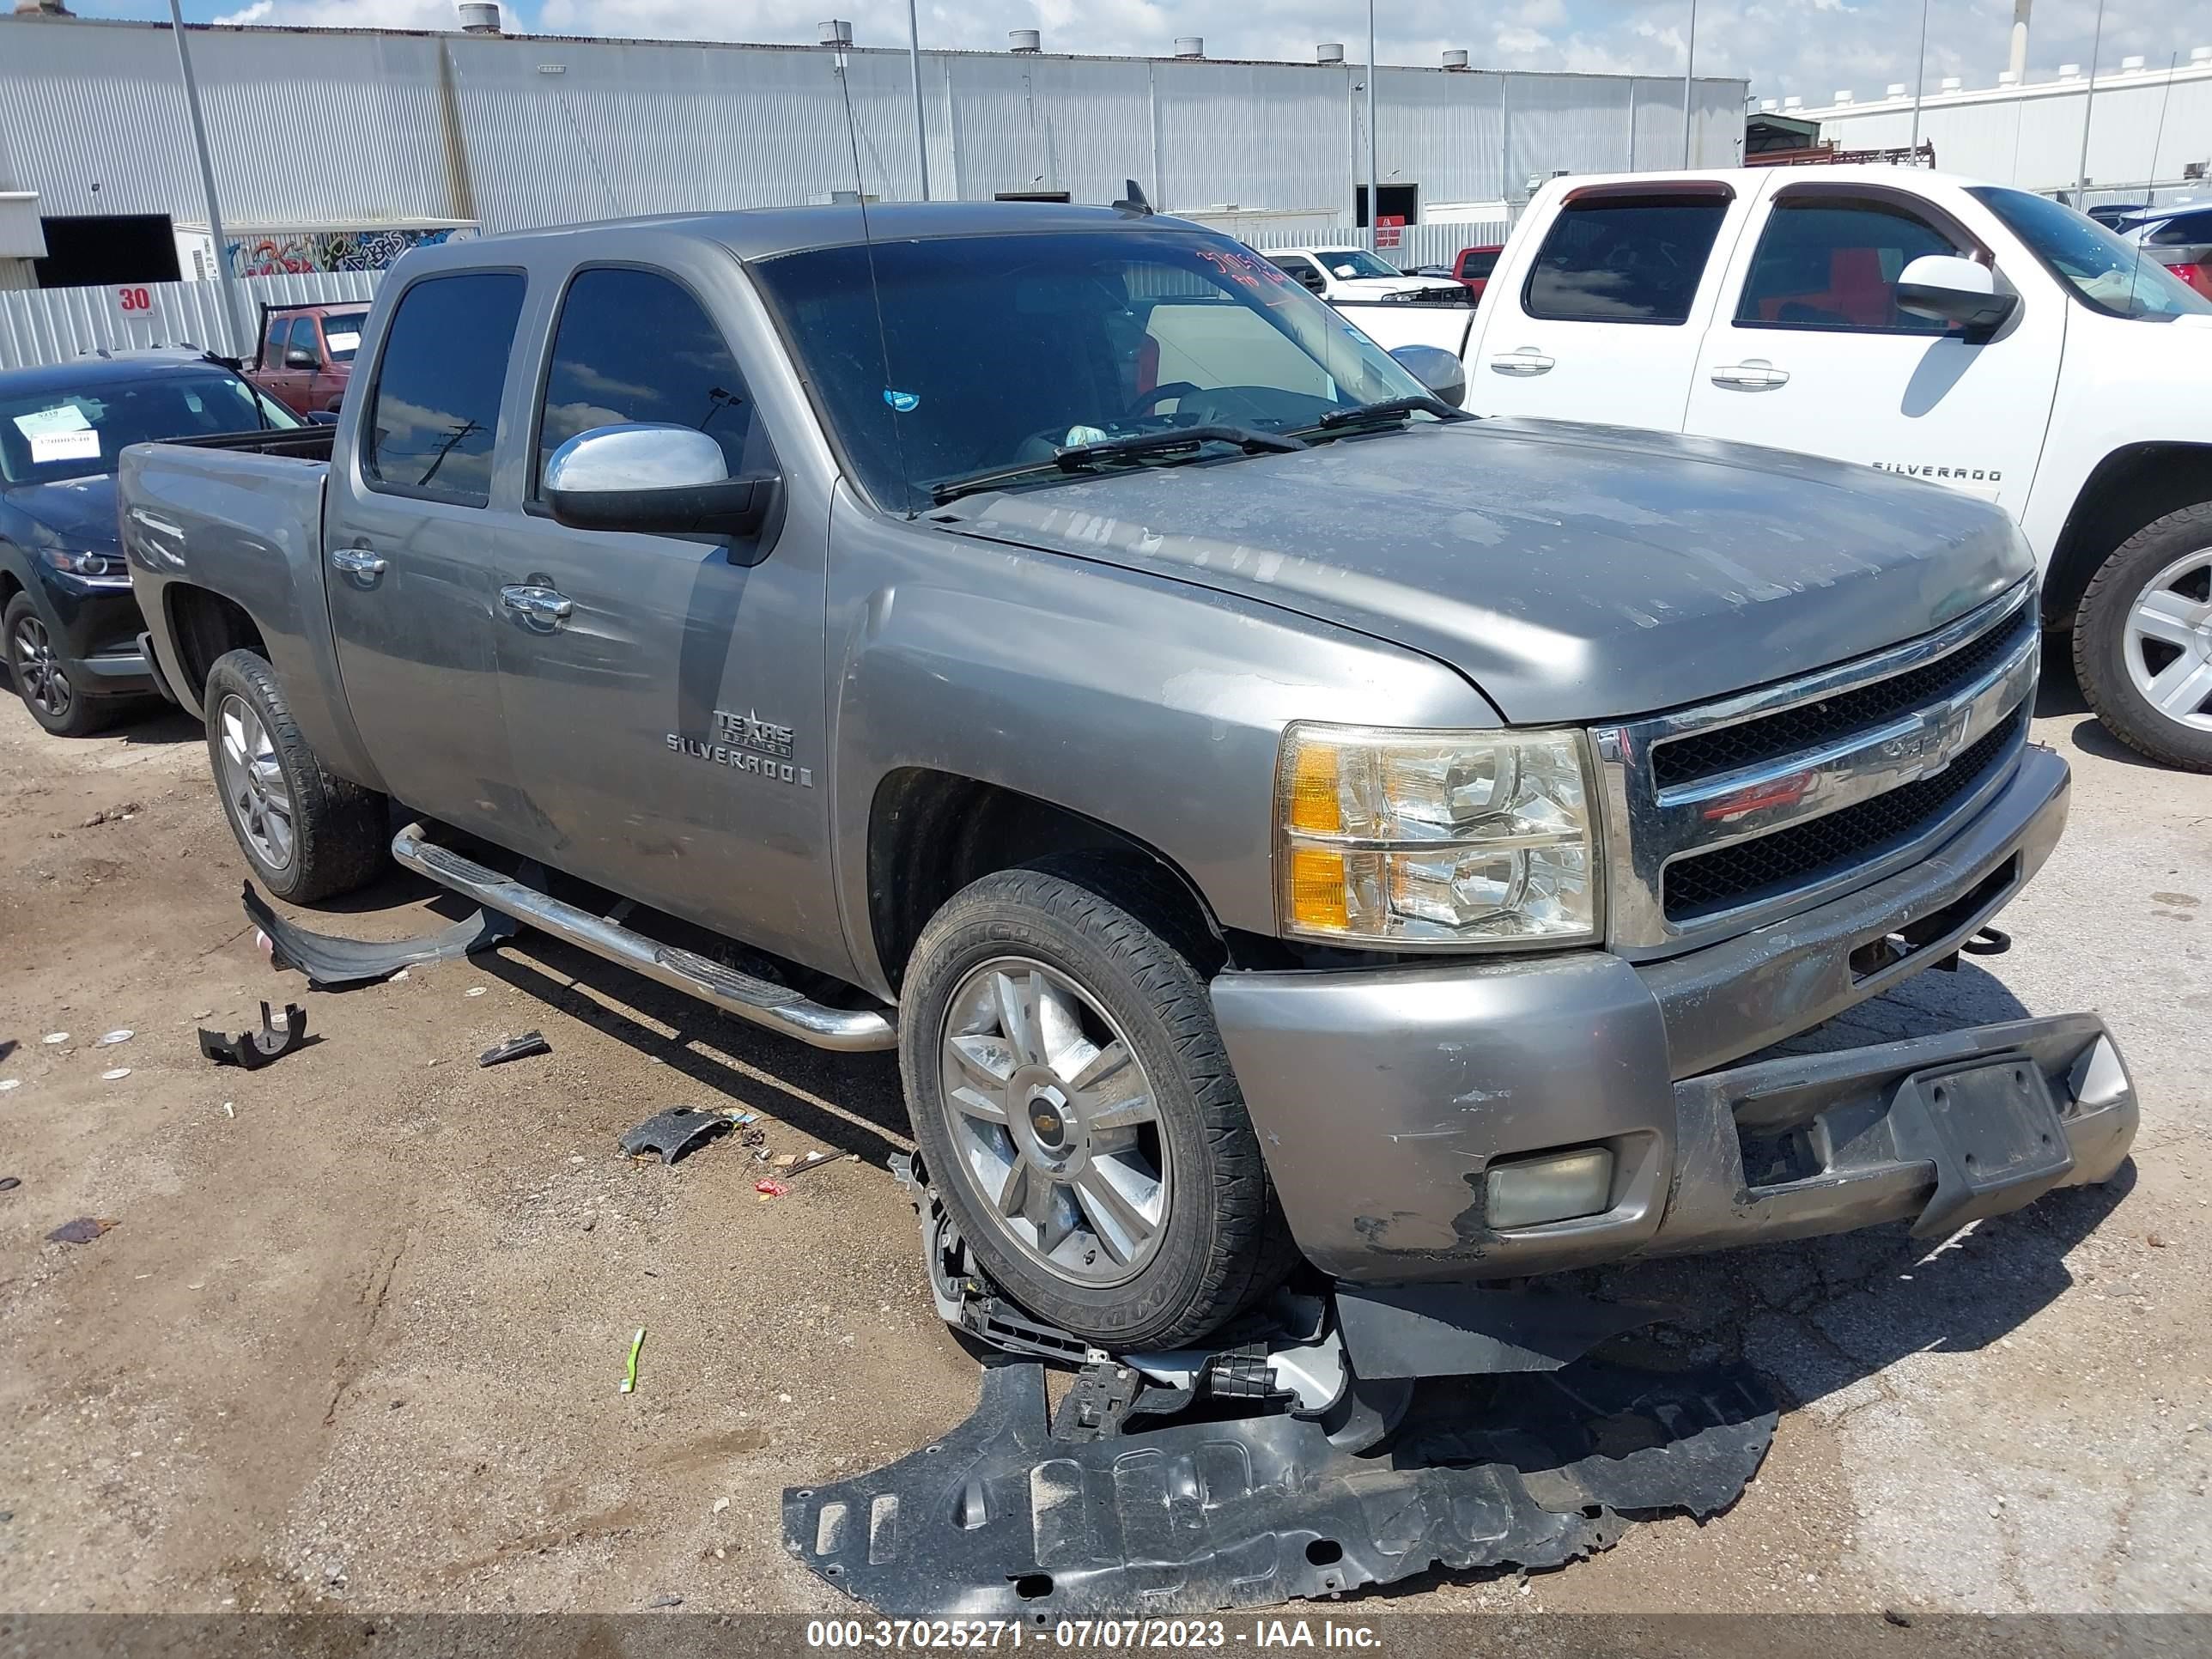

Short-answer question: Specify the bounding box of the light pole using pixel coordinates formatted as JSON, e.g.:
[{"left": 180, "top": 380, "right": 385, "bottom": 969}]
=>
[
  {"left": 167, "top": 0, "right": 247, "bottom": 356},
  {"left": 2075, "top": 0, "right": 2106, "bottom": 201},
  {"left": 1366, "top": 0, "right": 1380, "bottom": 251},
  {"left": 905, "top": 0, "right": 930, "bottom": 201},
  {"left": 1909, "top": 0, "right": 1930, "bottom": 148},
  {"left": 1680, "top": 0, "right": 1698, "bottom": 165}
]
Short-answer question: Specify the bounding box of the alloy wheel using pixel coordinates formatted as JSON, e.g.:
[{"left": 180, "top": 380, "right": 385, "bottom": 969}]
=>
[
  {"left": 2124, "top": 547, "right": 2212, "bottom": 733},
  {"left": 936, "top": 956, "right": 1170, "bottom": 1287},
  {"left": 9, "top": 614, "right": 69, "bottom": 719},
  {"left": 216, "top": 694, "right": 297, "bottom": 870}
]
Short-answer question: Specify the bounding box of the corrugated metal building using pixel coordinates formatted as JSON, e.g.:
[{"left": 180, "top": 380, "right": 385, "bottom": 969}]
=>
[
  {"left": 0, "top": 13, "right": 1746, "bottom": 262},
  {"left": 1784, "top": 50, "right": 2212, "bottom": 198}
]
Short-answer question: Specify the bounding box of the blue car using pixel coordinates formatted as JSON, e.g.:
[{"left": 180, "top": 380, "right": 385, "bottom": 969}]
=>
[{"left": 0, "top": 351, "right": 299, "bottom": 735}]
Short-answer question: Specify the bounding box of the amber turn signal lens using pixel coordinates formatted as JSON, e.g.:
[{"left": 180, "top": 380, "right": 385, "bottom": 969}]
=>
[
  {"left": 1287, "top": 846, "right": 1349, "bottom": 933},
  {"left": 1286, "top": 739, "right": 1342, "bottom": 836}
]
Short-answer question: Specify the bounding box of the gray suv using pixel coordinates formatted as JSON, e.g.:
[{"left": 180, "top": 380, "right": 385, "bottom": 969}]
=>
[{"left": 118, "top": 203, "right": 2136, "bottom": 1347}]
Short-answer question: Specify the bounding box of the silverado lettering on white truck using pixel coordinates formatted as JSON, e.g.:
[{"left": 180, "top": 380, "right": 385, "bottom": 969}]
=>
[
  {"left": 1352, "top": 166, "right": 2212, "bottom": 772},
  {"left": 118, "top": 202, "right": 2136, "bottom": 1359}
]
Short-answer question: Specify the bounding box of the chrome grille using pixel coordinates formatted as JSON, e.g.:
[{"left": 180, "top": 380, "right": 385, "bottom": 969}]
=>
[{"left": 1592, "top": 581, "right": 2039, "bottom": 957}]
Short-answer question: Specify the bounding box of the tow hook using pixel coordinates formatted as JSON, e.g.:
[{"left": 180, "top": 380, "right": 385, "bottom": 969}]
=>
[{"left": 1962, "top": 926, "right": 2013, "bottom": 957}]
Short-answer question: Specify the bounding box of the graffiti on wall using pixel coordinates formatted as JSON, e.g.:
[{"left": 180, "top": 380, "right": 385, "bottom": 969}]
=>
[{"left": 228, "top": 226, "right": 477, "bottom": 278}]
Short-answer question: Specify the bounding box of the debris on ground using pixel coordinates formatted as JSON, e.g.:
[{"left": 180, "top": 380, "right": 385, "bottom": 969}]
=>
[
  {"left": 41, "top": 1033, "right": 68, "bottom": 1046},
  {"left": 755, "top": 1179, "right": 789, "bottom": 1199},
  {"left": 738, "top": 1126, "right": 767, "bottom": 1148},
  {"left": 620, "top": 1328, "right": 646, "bottom": 1395},
  {"left": 0, "top": 1177, "right": 21, "bottom": 1193},
  {"left": 242, "top": 881, "right": 517, "bottom": 990},
  {"left": 784, "top": 1150, "right": 853, "bottom": 1181},
  {"left": 644, "top": 1594, "right": 683, "bottom": 1609},
  {"left": 94, "top": 1030, "right": 133, "bottom": 1048},
  {"left": 198, "top": 1003, "right": 312, "bottom": 1070},
  {"left": 465, "top": 987, "right": 487, "bottom": 999},
  {"left": 617, "top": 1108, "right": 731, "bottom": 1165},
  {"left": 0, "top": 1079, "right": 19, "bottom": 1093},
  {"left": 100, "top": 1067, "right": 131, "bottom": 1081},
  {"left": 81, "top": 802, "right": 141, "bottom": 828},
  {"left": 477, "top": 1030, "right": 550, "bottom": 1067},
  {"left": 47, "top": 1217, "right": 117, "bottom": 1245}
]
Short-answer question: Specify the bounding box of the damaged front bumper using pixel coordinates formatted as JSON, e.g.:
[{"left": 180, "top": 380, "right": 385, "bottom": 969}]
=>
[{"left": 1215, "top": 742, "right": 2140, "bottom": 1281}]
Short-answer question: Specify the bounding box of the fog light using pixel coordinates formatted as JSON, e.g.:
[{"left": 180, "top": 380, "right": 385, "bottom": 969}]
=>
[{"left": 1486, "top": 1146, "right": 1614, "bottom": 1229}]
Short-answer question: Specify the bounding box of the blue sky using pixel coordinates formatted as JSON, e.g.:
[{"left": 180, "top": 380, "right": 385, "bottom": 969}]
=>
[{"left": 54, "top": 1, "right": 2212, "bottom": 104}]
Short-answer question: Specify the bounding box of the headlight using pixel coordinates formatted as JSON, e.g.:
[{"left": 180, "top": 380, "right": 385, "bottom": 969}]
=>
[
  {"left": 1275, "top": 722, "right": 1600, "bottom": 947},
  {"left": 40, "top": 546, "right": 130, "bottom": 583}
]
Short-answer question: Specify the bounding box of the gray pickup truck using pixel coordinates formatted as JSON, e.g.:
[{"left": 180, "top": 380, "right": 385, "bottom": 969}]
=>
[{"left": 118, "top": 202, "right": 2136, "bottom": 1350}]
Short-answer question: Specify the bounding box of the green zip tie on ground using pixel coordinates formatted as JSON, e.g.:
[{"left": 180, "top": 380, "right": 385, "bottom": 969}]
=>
[{"left": 620, "top": 1327, "right": 646, "bottom": 1395}]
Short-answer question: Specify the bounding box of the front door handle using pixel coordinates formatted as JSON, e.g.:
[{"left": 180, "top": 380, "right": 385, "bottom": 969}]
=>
[
  {"left": 500, "top": 584, "right": 574, "bottom": 628},
  {"left": 1489, "top": 347, "right": 1556, "bottom": 375},
  {"left": 1710, "top": 359, "right": 1791, "bottom": 391},
  {"left": 330, "top": 546, "right": 387, "bottom": 579}
]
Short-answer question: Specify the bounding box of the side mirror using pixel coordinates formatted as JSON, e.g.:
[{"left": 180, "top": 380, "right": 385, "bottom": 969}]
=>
[
  {"left": 1389, "top": 344, "right": 1468, "bottom": 410},
  {"left": 284, "top": 347, "right": 319, "bottom": 370},
  {"left": 305, "top": 410, "right": 339, "bottom": 425},
  {"left": 544, "top": 423, "right": 775, "bottom": 538},
  {"left": 1895, "top": 254, "right": 2018, "bottom": 338}
]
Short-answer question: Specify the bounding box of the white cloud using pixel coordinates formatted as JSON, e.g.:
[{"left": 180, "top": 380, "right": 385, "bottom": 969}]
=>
[{"left": 210, "top": 0, "right": 468, "bottom": 28}]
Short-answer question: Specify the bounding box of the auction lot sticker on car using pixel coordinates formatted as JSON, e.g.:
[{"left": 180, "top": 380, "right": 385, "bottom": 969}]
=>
[{"left": 15, "top": 404, "right": 101, "bottom": 465}]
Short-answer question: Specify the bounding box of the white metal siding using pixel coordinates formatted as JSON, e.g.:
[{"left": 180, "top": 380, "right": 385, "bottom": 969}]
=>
[{"left": 0, "top": 268, "right": 378, "bottom": 369}]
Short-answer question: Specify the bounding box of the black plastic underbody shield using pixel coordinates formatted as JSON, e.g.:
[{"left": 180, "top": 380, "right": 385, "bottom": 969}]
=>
[
  {"left": 784, "top": 1355, "right": 1776, "bottom": 1616},
  {"left": 243, "top": 881, "right": 518, "bottom": 990}
]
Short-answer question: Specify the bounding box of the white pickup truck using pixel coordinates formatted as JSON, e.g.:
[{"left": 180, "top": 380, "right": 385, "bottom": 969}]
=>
[{"left": 1350, "top": 166, "right": 2212, "bottom": 770}]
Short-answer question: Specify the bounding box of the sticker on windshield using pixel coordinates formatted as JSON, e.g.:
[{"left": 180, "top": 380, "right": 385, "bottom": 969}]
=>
[
  {"left": 14, "top": 404, "right": 93, "bottom": 439},
  {"left": 27, "top": 427, "right": 101, "bottom": 465},
  {"left": 325, "top": 331, "right": 361, "bottom": 354},
  {"left": 883, "top": 389, "right": 920, "bottom": 413}
]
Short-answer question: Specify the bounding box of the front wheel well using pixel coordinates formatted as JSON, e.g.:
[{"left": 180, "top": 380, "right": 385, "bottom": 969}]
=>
[
  {"left": 2045, "top": 443, "right": 2212, "bottom": 627},
  {"left": 165, "top": 586, "right": 268, "bottom": 711},
  {"left": 866, "top": 769, "right": 1224, "bottom": 994}
]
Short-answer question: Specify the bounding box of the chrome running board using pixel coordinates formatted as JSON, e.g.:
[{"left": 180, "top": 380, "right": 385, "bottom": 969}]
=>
[{"left": 390, "top": 821, "right": 897, "bottom": 1053}]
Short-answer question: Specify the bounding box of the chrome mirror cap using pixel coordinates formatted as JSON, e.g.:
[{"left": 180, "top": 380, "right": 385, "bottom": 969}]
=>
[
  {"left": 544, "top": 423, "right": 731, "bottom": 495},
  {"left": 1388, "top": 344, "right": 1468, "bottom": 410}
]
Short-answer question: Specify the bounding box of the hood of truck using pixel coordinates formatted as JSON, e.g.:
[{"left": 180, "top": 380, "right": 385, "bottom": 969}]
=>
[
  {"left": 938, "top": 417, "right": 2033, "bottom": 726},
  {"left": 1335, "top": 276, "right": 1460, "bottom": 300}
]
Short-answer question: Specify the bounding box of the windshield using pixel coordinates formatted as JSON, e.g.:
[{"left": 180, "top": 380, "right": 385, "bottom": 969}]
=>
[
  {"left": 1316, "top": 248, "right": 1401, "bottom": 280},
  {"left": 1971, "top": 185, "right": 2212, "bottom": 320},
  {"left": 0, "top": 369, "right": 300, "bottom": 486},
  {"left": 753, "top": 230, "right": 1435, "bottom": 513},
  {"left": 320, "top": 309, "right": 369, "bottom": 362}
]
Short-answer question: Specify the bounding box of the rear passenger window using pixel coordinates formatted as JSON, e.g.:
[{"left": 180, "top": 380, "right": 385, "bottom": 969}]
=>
[
  {"left": 1736, "top": 197, "right": 1963, "bottom": 332},
  {"left": 364, "top": 271, "right": 525, "bottom": 507},
  {"left": 1523, "top": 195, "right": 1729, "bottom": 325},
  {"left": 535, "top": 267, "right": 764, "bottom": 491}
]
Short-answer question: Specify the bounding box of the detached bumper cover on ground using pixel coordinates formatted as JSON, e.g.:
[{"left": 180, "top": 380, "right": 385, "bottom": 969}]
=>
[{"left": 1217, "top": 744, "right": 2139, "bottom": 1281}]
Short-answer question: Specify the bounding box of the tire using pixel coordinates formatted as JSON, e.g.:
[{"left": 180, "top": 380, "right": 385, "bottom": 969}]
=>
[
  {"left": 899, "top": 856, "right": 1295, "bottom": 1348},
  {"left": 203, "top": 647, "right": 388, "bottom": 902},
  {"left": 2072, "top": 502, "right": 2212, "bottom": 772},
  {"left": 4, "top": 592, "right": 121, "bottom": 738}
]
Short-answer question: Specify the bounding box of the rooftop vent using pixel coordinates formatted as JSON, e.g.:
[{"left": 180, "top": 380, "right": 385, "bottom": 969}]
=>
[
  {"left": 818, "top": 18, "right": 853, "bottom": 47},
  {"left": 1316, "top": 42, "right": 1344, "bottom": 64},
  {"left": 1782, "top": 94, "right": 1803, "bottom": 109},
  {"left": 1833, "top": 89, "right": 1853, "bottom": 104},
  {"left": 2121, "top": 54, "right": 2147, "bottom": 71},
  {"left": 1939, "top": 75, "right": 1963, "bottom": 91},
  {"left": 1443, "top": 48, "right": 1468, "bottom": 70},
  {"left": 2193, "top": 46, "right": 2212, "bottom": 64},
  {"left": 1887, "top": 82, "right": 1909, "bottom": 96},
  {"left": 1760, "top": 97, "right": 1778, "bottom": 111},
  {"left": 2058, "top": 63, "right": 2081, "bottom": 79},
  {"left": 1174, "top": 36, "right": 1204, "bottom": 58},
  {"left": 1997, "top": 70, "right": 2020, "bottom": 86},
  {"left": 1008, "top": 28, "right": 1039, "bottom": 52},
  {"left": 456, "top": 0, "right": 500, "bottom": 33}
]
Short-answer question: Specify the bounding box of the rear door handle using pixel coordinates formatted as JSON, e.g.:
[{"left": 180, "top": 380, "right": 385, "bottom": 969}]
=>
[
  {"left": 1710, "top": 360, "right": 1791, "bottom": 391},
  {"left": 330, "top": 547, "right": 387, "bottom": 579},
  {"left": 1489, "top": 347, "right": 1556, "bottom": 375},
  {"left": 500, "top": 584, "right": 574, "bottom": 628}
]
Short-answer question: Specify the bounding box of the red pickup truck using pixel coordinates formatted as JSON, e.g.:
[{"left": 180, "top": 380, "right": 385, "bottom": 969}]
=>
[{"left": 244, "top": 303, "right": 370, "bottom": 416}]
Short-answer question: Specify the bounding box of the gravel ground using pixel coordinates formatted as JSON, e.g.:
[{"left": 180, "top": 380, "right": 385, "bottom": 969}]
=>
[{"left": 0, "top": 657, "right": 2205, "bottom": 1619}]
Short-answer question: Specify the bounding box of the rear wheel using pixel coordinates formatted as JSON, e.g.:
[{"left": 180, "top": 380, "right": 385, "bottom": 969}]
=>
[
  {"left": 899, "top": 860, "right": 1294, "bottom": 1348},
  {"left": 2074, "top": 504, "right": 2212, "bottom": 772},
  {"left": 4, "top": 593, "right": 120, "bottom": 738},
  {"left": 204, "top": 648, "right": 387, "bottom": 902}
]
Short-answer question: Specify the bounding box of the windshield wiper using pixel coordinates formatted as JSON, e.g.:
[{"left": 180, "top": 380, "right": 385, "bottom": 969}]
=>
[
  {"left": 1309, "top": 394, "right": 1474, "bottom": 432},
  {"left": 929, "top": 424, "right": 1304, "bottom": 506}
]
